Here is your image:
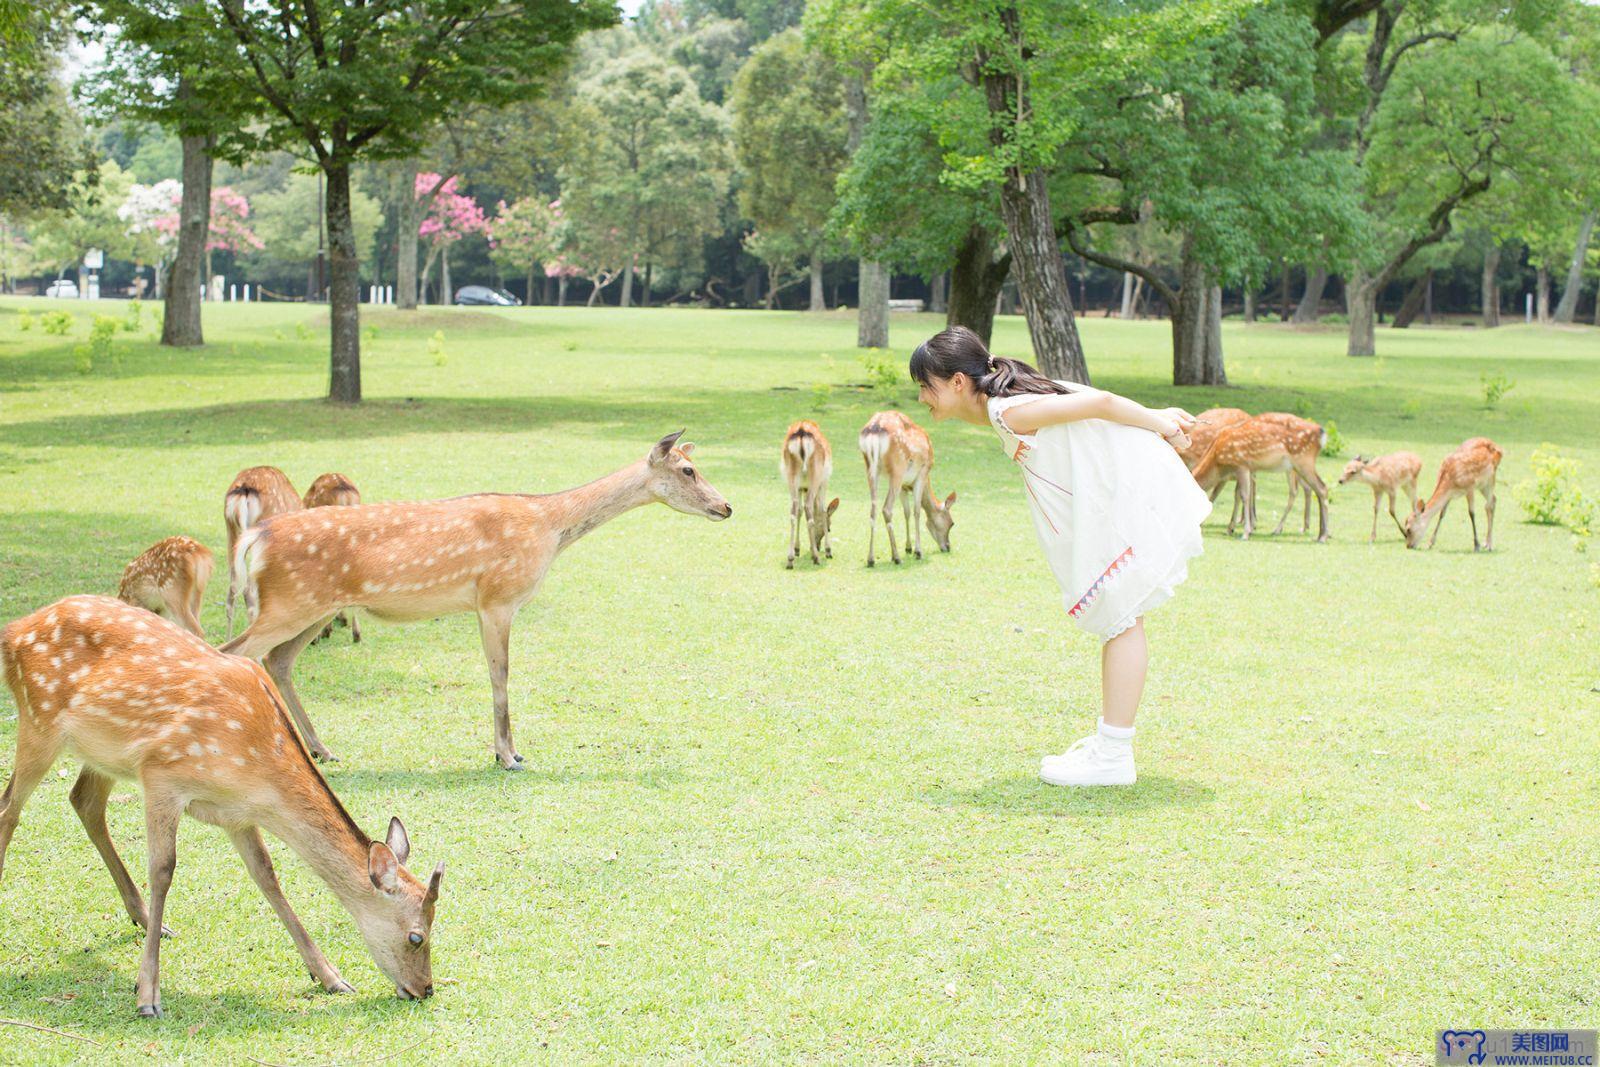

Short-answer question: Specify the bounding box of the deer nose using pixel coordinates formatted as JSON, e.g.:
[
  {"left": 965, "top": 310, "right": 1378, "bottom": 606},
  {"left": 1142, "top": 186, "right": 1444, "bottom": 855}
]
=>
[
  {"left": 718, "top": 503, "right": 733, "bottom": 518},
  {"left": 424, "top": 984, "right": 434, "bottom": 999}
]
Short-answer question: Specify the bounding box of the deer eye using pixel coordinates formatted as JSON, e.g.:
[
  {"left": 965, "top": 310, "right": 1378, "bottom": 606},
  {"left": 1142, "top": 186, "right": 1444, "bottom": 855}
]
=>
[
  {"left": 681, "top": 466, "right": 695, "bottom": 478},
  {"left": 409, "top": 932, "right": 424, "bottom": 946}
]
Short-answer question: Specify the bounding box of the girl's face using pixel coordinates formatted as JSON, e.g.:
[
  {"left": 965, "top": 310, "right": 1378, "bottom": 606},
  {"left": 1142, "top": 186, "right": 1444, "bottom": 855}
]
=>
[{"left": 918, "top": 372, "right": 986, "bottom": 424}]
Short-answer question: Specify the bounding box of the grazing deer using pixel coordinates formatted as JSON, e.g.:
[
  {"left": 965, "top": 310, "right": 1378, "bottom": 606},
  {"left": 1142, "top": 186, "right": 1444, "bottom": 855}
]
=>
[
  {"left": 858, "top": 411, "right": 955, "bottom": 566},
  {"left": 221, "top": 432, "right": 731, "bottom": 769},
  {"left": 117, "top": 536, "right": 214, "bottom": 637},
  {"left": 1190, "top": 415, "right": 1329, "bottom": 541},
  {"left": 224, "top": 467, "right": 303, "bottom": 637},
  {"left": 1404, "top": 437, "right": 1502, "bottom": 551},
  {"left": 1338, "top": 451, "right": 1423, "bottom": 542},
  {"left": 0, "top": 596, "right": 444, "bottom": 1017},
  {"left": 303, "top": 473, "right": 364, "bottom": 644},
  {"left": 1173, "top": 407, "right": 1249, "bottom": 470},
  {"left": 781, "top": 421, "right": 839, "bottom": 568}
]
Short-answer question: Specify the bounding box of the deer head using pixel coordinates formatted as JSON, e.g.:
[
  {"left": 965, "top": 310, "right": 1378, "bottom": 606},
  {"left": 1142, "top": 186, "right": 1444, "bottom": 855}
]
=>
[
  {"left": 1338, "top": 456, "right": 1370, "bottom": 485},
  {"left": 647, "top": 431, "right": 733, "bottom": 521},
  {"left": 354, "top": 817, "right": 444, "bottom": 1001},
  {"left": 925, "top": 491, "right": 956, "bottom": 552},
  {"left": 1402, "top": 496, "right": 1428, "bottom": 548}
]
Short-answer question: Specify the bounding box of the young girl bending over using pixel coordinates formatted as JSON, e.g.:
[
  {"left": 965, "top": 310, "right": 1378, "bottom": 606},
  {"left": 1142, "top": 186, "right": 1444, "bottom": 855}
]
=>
[{"left": 911, "top": 327, "right": 1211, "bottom": 786}]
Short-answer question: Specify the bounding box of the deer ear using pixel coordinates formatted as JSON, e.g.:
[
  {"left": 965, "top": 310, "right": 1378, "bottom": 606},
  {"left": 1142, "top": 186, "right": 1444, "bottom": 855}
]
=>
[
  {"left": 425, "top": 861, "right": 444, "bottom": 905},
  {"left": 368, "top": 842, "right": 401, "bottom": 894},
  {"left": 385, "top": 816, "right": 411, "bottom": 866},
  {"left": 678, "top": 442, "right": 695, "bottom": 457},
  {"left": 827, "top": 497, "right": 840, "bottom": 515},
  {"left": 650, "top": 430, "right": 686, "bottom": 464},
  {"left": 944, "top": 491, "right": 957, "bottom": 509}
]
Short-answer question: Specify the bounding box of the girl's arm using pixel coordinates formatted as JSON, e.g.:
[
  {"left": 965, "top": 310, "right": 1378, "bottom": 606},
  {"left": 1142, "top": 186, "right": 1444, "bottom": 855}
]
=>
[{"left": 1001, "top": 388, "right": 1194, "bottom": 442}]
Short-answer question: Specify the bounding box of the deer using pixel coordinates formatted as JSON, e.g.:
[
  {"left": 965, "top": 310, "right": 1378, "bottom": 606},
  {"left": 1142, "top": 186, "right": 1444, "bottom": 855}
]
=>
[
  {"left": 781, "top": 421, "right": 839, "bottom": 568},
  {"left": 1404, "top": 437, "right": 1502, "bottom": 551},
  {"left": 303, "top": 473, "right": 364, "bottom": 644},
  {"left": 117, "top": 536, "right": 214, "bottom": 637},
  {"left": 220, "top": 431, "right": 731, "bottom": 770},
  {"left": 0, "top": 596, "right": 444, "bottom": 1018},
  {"left": 224, "top": 466, "right": 303, "bottom": 638},
  {"left": 1338, "top": 451, "right": 1423, "bottom": 543},
  {"left": 1190, "top": 414, "right": 1330, "bottom": 541},
  {"left": 858, "top": 411, "right": 955, "bottom": 567}
]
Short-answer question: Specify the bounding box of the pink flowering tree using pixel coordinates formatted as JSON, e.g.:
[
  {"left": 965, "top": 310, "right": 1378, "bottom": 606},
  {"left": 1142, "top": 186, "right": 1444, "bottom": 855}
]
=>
[
  {"left": 146, "top": 185, "right": 261, "bottom": 298},
  {"left": 416, "top": 172, "right": 486, "bottom": 303},
  {"left": 486, "top": 196, "right": 566, "bottom": 304},
  {"left": 119, "top": 179, "right": 181, "bottom": 297}
]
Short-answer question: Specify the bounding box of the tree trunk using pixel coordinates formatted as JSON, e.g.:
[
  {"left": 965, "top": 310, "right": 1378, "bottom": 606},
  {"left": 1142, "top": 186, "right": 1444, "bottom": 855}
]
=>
[
  {"left": 1481, "top": 243, "right": 1501, "bottom": 328},
  {"left": 857, "top": 258, "right": 889, "bottom": 347},
  {"left": 1391, "top": 269, "right": 1430, "bottom": 329},
  {"left": 1243, "top": 284, "right": 1256, "bottom": 323},
  {"left": 1280, "top": 260, "right": 1291, "bottom": 320},
  {"left": 1346, "top": 267, "right": 1377, "bottom": 356},
  {"left": 765, "top": 265, "right": 777, "bottom": 310},
  {"left": 162, "top": 108, "right": 212, "bottom": 347},
  {"left": 397, "top": 161, "right": 419, "bottom": 310},
  {"left": 1424, "top": 271, "right": 1433, "bottom": 324},
  {"left": 526, "top": 263, "right": 536, "bottom": 305},
  {"left": 441, "top": 245, "right": 452, "bottom": 306},
  {"left": 642, "top": 262, "right": 653, "bottom": 307},
  {"left": 1292, "top": 263, "right": 1327, "bottom": 323},
  {"left": 996, "top": 170, "right": 1088, "bottom": 382},
  {"left": 930, "top": 271, "right": 947, "bottom": 313},
  {"left": 324, "top": 159, "right": 362, "bottom": 404},
  {"left": 1536, "top": 265, "right": 1550, "bottom": 324},
  {"left": 946, "top": 225, "right": 1009, "bottom": 346},
  {"left": 808, "top": 251, "right": 824, "bottom": 311},
  {"left": 1554, "top": 208, "right": 1596, "bottom": 324},
  {"left": 557, "top": 275, "right": 568, "bottom": 307},
  {"left": 1171, "top": 240, "right": 1226, "bottom": 385},
  {"left": 620, "top": 256, "right": 634, "bottom": 308}
]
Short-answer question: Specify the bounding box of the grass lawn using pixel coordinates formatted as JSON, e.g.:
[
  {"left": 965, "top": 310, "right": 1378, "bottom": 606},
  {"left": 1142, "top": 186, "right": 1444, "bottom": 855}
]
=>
[{"left": 0, "top": 297, "right": 1596, "bottom": 1064}]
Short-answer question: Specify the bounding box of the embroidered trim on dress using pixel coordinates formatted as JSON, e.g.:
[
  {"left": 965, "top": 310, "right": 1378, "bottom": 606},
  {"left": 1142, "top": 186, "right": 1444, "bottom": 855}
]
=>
[{"left": 1069, "top": 545, "right": 1135, "bottom": 618}]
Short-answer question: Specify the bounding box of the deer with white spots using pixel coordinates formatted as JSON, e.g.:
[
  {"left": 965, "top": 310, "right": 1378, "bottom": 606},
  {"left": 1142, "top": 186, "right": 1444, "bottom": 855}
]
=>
[
  {"left": 303, "top": 473, "right": 364, "bottom": 644},
  {"left": 781, "top": 421, "right": 839, "bottom": 568},
  {"left": 224, "top": 466, "right": 303, "bottom": 637},
  {"left": 0, "top": 596, "right": 444, "bottom": 1018},
  {"left": 220, "top": 432, "right": 732, "bottom": 770},
  {"left": 118, "top": 536, "right": 214, "bottom": 637},
  {"left": 1189, "top": 414, "right": 1330, "bottom": 541},
  {"left": 1404, "top": 437, "right": 1502, "bottom": 551},
  {"left": 858, "top": 411, "right": 955, "bottom": 567},
  {"left": 1338, "top": 451, "right": 1423, "bottom": 542}
]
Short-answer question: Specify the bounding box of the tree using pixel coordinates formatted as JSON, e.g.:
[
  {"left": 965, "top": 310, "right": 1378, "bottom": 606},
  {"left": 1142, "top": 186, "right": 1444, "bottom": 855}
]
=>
[
  {"left": 487, "top": 197, "right": 563, "bottom": 303},
  {"left": 90, "top": 0, "right": 614, "bottom": 402},
  {"left": 559, "top": 45, "right": 732, "bottom": 309},
  {"left": 118, "top": 178, "right": 180, "bottom": 297},
  {"left": 247, "top": 170, "right": 382, "bottom": 298},
  {"left": 730, "top": 29, "right": 850, "bottom": 312},
  {"left": 0, "top": 0, "right": 94, "bottom": 218},
  {"left": 32, "top": 160, "right": 135, "bottom": 293},
  {"left": 413, "top": 174, "right": 487, "bottom": 305}
]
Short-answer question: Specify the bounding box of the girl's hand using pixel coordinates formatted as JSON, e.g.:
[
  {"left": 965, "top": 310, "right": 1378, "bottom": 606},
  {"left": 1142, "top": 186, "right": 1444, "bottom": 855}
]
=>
[
  {"left": 1156, "top": 418, "right": 1191, "bottom": 451},
  {"left": 1157, "top": 407, "right": 1198, "bottom": 430}
]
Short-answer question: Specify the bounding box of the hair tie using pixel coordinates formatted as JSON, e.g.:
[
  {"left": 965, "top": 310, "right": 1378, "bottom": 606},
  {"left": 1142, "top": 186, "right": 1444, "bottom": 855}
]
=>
[{"left": 986, "top": 356, "right": 998, "bottom": 372}]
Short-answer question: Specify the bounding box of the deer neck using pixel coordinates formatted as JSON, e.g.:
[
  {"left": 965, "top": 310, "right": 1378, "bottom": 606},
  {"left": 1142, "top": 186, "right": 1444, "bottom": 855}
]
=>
[
  {"left": 264, "top": 771, "right": 378, "bottom": 911},
  {"left": 918, "top": 479, "right": 943, "bottom": 516},
  {"left": 551, "top": 460, "right": 656, "bottom": 552}
]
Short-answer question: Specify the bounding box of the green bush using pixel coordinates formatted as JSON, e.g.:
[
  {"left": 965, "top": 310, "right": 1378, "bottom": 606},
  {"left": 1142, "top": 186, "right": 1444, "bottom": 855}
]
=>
[
  {"left": 123, "top": 300, "right": 142, "bottom": 333},
  {"left": 1398, "top": 398, "right": 1423, "bottom": 421},
  {"left": 16, "top": 310, "right": 33, "bottom": 332},
  {"left": 1481, "top": 372, "right": 1515, "bottom": 409},
  {"left": 428, "top": 329, "right": 447, "bottom": 367},
  {"left": 859, "top": 348, "right": 902, "bottom": 394},
  {"left": 1517, "top": 445, "right": 1584, "bottom": 525},
  {"left": 1321, "top": 420, "right": 1347, "bottom": 458},
  {"left": 40, "top": 311, "right": 73, "bottom": 336},
  {"left": 295, "top": 321, "right": 311, "bottom": 341},
  {"left": 73, "top": 314, "right": 120, "bottom": 374}
]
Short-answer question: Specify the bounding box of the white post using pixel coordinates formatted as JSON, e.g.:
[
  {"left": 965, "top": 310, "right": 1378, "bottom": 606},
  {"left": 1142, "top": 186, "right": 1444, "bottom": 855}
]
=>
[
  {"left": 243, "top": 284, "right": 251, "bottom": 302},
  {"left": 386, "top": 285, "right": 393, "bottom": 305},
  {"left": 1525, "top": 293, "right": 1533, "bottom": 323},
  {"left": 229, "top": 284, "right": 236, "bottom": 302}
]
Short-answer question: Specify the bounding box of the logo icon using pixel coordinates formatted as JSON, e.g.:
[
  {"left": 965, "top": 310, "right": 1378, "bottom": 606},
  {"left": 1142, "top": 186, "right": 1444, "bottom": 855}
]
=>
[{"left": 1440, "top": 1031, "right": 1487, "bottom": 1065}]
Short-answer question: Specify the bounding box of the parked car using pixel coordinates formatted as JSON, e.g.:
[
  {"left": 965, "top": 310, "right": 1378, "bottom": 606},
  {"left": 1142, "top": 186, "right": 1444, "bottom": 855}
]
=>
[
  {"left": 44, "top": 279, "right": 79, "bottom": 299},
  {"left": 454, "top": 285, "right": 521, "bottom": 307}
]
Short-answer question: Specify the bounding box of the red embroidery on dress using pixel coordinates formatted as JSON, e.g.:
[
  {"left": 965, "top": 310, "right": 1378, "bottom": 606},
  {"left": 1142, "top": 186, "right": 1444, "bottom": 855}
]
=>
[{"left": 1068, "top": 546, "right": 1135, "bottom": 618}]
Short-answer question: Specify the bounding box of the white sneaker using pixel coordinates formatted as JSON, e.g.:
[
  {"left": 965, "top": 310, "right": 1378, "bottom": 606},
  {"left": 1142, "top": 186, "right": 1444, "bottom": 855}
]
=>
[{"left": 1039, "top": 735, "right": 1136, "bottom": 786}]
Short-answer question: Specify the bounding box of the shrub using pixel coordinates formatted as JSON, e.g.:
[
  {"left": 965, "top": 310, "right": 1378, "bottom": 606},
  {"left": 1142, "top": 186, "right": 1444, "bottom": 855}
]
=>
[
  {"left": 73, "top": 315, "right": 120, "bottom": 374},
  {"left": 40, "top": 311, "right": 73, "bottom": 336},
  {"left": 1517, "top": 445, "right": 1584, "bottom": 525},
  {"left": 1481, "top": 372, "right": 1514, "bottom": 409},
  {"left": 1398, "top": 398, "right": 1423, "bottom": 421},
  {"left": 123, "top": 300, "right": 142, "bottom": 333},
  {"left": 295, "top": 321, "right": 311, "bottom": 341},
  {"left": 859, "top": 348, "right": 902, "bottom": 394},
  {"left": 1320, "top": 420, "right": 1347, "bottom": 458},
  {"left": 428, "top": 329, "right": 447, "bottom": 367},
  {"left": 16, "top": 310, "right": 33, "bottom": 332}
]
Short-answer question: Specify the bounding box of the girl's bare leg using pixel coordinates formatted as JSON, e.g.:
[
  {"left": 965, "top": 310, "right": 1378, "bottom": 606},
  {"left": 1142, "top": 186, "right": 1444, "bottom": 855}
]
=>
[{"left": 1101, "top": 617, "right": 1147, "bottom": 730}]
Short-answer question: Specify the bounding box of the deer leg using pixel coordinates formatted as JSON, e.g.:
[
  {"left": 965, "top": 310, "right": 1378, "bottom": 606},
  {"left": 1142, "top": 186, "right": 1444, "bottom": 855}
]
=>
[
  {"left": 478, "top": 606, "right": 522, "bottom": 770},
  {"left": 1294, "top": 460, "right": 1330, "bottom": 543},
  {"left": 865, "top": 469, "right": 878, "bottom": 567},
  {"left": 1385, "top": 490, "right": 1404, "bottom": 538},
  {"left": 1484, "top": 480, "right": 1496, "bottom": 551},
  {"left": 1272, "top": 474, "right": 1298, "bottom": 536},
  {"left": 1226, "top": 479, "right": 1241, "bottom": 534},
  {"left": 134, "top": 787, "right": 181, "bottom": 1018},
  {"left": 909, "top": 480, "right": 924, "bottom": 560},
  {"left": 883, "top": 486, "right": 901, "bottom": 564},
  {"left": 70, "top": 768, "right": 169, "bottom": 936},
  {"left": 1238, "top": 470, "right": 1255, "bottom": 540},
  {"left": 261, "top": 617, "right": 340, "bottom": 763},
  {"left": 229, "top": 827, "right": 352, "bottom": 993},
  {"left": 349, "top": 611, "right": 361, "bottom": 644},
  {"left": 786, "top": 485, "right": 801, "bottom": 569},
  {"left": 1466, "top": 488, "right": 1480, "bottom": 551},
  {"left": 168, "top": 589, "right": 203, "bottom": 639},
  {"left": 1427, "top": 500, "right": 1450, "bottom": 549},
  {"left": 0, "top": 722, "right": 63, "bottom": 882},
  {"left": 1370, "top": 491, "right": 1380, "bottom": 543}
]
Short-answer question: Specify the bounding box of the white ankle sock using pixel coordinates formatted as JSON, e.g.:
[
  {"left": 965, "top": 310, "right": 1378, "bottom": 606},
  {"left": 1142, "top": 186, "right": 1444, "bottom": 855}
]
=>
[{"left": 1098, "top": 718, "right": 1135, "bottom": 747}]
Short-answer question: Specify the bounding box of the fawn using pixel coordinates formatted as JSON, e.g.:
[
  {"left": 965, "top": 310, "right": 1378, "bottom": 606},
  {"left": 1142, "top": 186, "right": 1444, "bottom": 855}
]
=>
[
  {"left": 1404, "top": 438, "right": 1502, "bottom": 551},
  {"left": 303, "top": 473, "right": 364, "bottom": 644},
  {"left": 224, "top": 466, "right": 303, "bottom": 637},
  {"left": 221, "top": 432, "right": 731, "bottom": 770},
  {"left": 1338, "top": 452, "right": 1422, "bottom": 542},
  {"left": 117, "top": 536, "right": 214, "bottom": 637},
  {"left": 781, "top": 421, "right": 839, "bottom": 568},
  {"left": 858, "top": 411, "right": 955, "bottom": 566},
  {"left": 0, "top": 596, "right": 444, "bottom": 1017},
  {"left": 1190, "top": 415, "right": 1329, "bottom": 541}
]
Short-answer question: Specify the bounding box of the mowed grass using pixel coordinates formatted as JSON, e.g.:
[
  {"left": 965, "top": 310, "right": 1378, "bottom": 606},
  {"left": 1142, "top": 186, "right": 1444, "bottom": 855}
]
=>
[{"left": 0, "top": 297, "right": 1596, "bottom": 1064}]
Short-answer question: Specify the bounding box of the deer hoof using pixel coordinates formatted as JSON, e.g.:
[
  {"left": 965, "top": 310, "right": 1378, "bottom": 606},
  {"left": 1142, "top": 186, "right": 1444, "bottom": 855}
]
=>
[
  {"left": 137, "top": 1003, "right": 162, "bottom": 1019},
  {"left": 914, "top": 550, "right": 923, "bottom": 560},
  {"left": 866, "top": 559, "right": 874, "bottom": 568},
  {"left": 824, "top": 548, "right": 832, "bottom": 558},
  {"left": 785, "top": 559, "right": 795, "bottom": 570},
  {"left": 497, "top": 756, "right": 526, "bottom": 771},
  {"left": 325, "top": 978, "right": 356, "bottom": 995},
  {"left": 312, "top": 749, "right": 339, "bottom": 764}
]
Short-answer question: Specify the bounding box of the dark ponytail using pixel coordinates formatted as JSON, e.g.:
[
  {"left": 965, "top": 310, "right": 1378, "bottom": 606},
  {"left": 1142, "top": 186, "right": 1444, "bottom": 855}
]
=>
[{"left": 908, "top": 326, "right": 1069, "bottom": 398}]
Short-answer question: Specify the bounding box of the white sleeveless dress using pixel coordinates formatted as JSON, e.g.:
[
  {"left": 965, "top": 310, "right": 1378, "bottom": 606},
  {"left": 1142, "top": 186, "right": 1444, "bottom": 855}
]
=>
[{"left": 988, "top": 391, "right": 1212, "bottom": 642}]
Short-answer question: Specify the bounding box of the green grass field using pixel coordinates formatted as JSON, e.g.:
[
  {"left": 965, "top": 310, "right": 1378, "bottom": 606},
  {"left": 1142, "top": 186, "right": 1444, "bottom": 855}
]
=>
[{"left": 0, "top": 297, "right": 1596, "bottom": 1064}]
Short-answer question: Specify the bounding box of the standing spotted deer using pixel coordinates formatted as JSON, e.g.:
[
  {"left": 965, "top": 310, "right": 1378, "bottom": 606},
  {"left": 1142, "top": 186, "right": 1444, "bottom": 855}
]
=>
[
  {"left": 781, "top": 421, "right": 839, "bottom": 568},
  {"left": 221, "top": 432, "right": 731, "bottom": 769},
  {"left": 224, "top": 466, "right": 303, "bottom": 637},
  {"left": 1338, "top": 451, "right": 1423, "bottom": 542},
  {"left": 0, "top": 596, "right": 444, "bottom": 1017},
  {"left": 1404, "top": 437, "right": 1502, "bottom": 551},
  {"left": 1190, "top": 415, "right": 1330, "bottom": 541},
  {"left": 858, "top": 411, "right": 955, "bottom": 567},
  {"left": 118, "top": 536, "right": 214, "bottom": 637},
  {"left": 303, "top": 473, "right": 364, "bottom": 644}
]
